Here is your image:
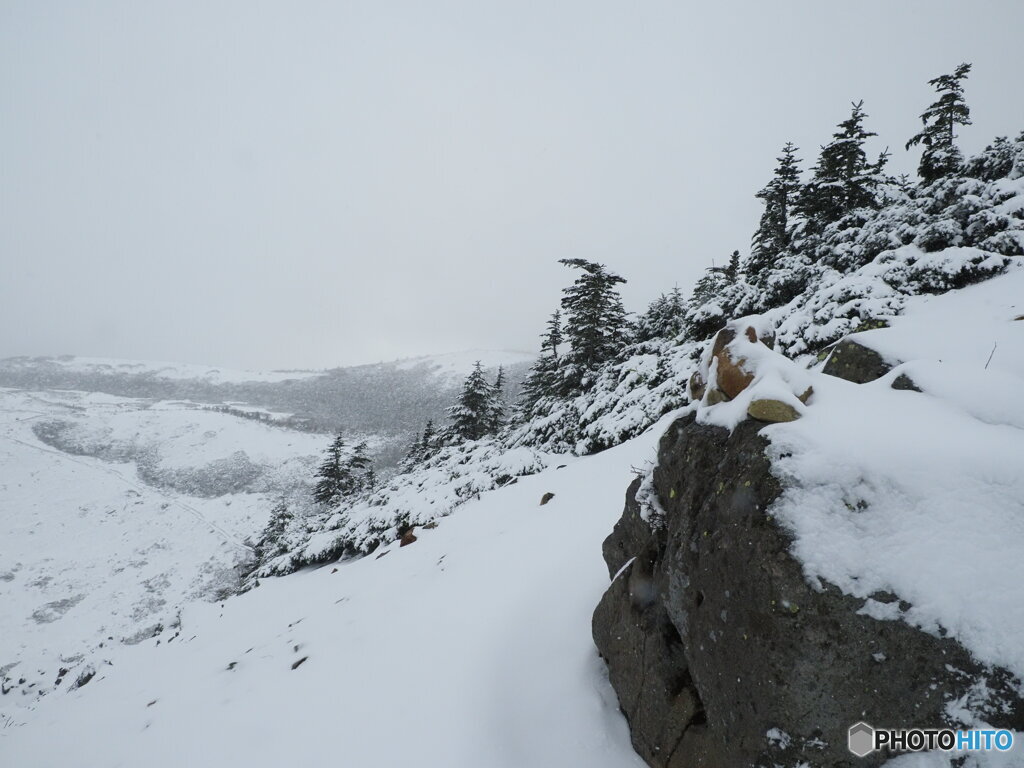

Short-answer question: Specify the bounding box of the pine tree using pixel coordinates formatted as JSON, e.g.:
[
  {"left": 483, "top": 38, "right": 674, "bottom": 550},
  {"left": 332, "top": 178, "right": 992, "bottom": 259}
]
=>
[
  {"left": 796, "top": 102, "right": 885, "bottom": 233},
  {"left": 420, "top": 419, "right": 437, "bottom": 458},
  {"left": 313, "top": 434, "right": 374, "bottom": 504},
  {"left": 906, "top": 63, "right": 972, "bottom": 184},
  {"left": 722, "top": 250, "right": 741, "bottom": 281},
  {"left": 518, "top": 311, "right": 563, "bottom": 414},
  {"left": 486, "top": 366, "right": 507, "bottom": 433},
  {"left": 254, "top": 499, "right": 294, "bottom": 561},
  {"left": 313, "top": 434, "right": 349, "bottom": 506},
  {"left": 401, "top": 419, "right": 439, "bottom": 472},
  {"left": 684, "top": 262, "right": 730, "bottom": 341},
  {"left": 747, "top": 143, "right": 802, "bottom": 285},
  {"left": 634, "top": 286, "right": 687, "bottom": 343},
  {"left": 557, "top": 258, "right": 628, "bottom": 392},
  {"left": 446, "top": 362, "right": 498, "bottom": 442}
]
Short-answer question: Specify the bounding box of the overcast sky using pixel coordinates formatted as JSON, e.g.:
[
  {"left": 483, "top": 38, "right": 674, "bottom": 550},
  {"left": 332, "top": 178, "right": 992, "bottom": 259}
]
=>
[{"left": 3, "top": 1, "right": 1023, "bottom": 370}]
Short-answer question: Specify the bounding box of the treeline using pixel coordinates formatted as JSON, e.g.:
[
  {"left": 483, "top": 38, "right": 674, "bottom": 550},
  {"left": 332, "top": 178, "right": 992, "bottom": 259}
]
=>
[{"left": 307, "top": 61, "right": 1023, "bottom": 504}]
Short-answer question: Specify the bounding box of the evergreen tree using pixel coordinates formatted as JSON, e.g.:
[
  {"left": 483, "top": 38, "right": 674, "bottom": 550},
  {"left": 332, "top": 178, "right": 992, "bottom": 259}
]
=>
[
  {"left": 518, "top": 311, "right": 563, "bottom": 415},
  {"left": 313, "top": 434, "right": 349, "bottom": 506},
  {"left": 446, "top": 362, "right": 499, "bottom": 442},
  {"left": 557, "top": 258, "right": 628, "bottom": 392},
  {"left": 486, "top": 366, "right": 507, "bottom": 433},
  {"left": 906, "top": 63, "right": 972, "bottom": 184},
  {"left": 722, "top": 250, "right": 741, "bottom": 281},
  {"left": 634, "top": 286, "right": 687, "bottom": 343},
  {"left": 420, "top": 419, "right": 437, "bottom": 458},
  {"left": 684, "top": 261, "right": 730, "bottom": 341},
  {"left": 313, "top": 434, "right": 374, "bottom": 505},
  {"left": 796, "top": 102, "right": 885, "bottom": 233},
  {"left": 543, "top": 309, "right": 563, "bottom": 357},
  {"left": 254, "top": 499, "right": 293, "bottom": 562},
  {"left": 747, "top": 143, "right": 802, "bottom": 285}
]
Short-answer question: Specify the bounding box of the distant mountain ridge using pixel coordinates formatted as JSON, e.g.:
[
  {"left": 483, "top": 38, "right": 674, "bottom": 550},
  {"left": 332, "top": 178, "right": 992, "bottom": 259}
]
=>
[{"left": 0, "top": 351, "right": 534, "bottom": 465}]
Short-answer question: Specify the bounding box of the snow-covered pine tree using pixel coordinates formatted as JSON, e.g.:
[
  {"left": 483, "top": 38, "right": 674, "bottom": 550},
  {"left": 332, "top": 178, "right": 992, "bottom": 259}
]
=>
[
  {"left": 345, "top": 440, "right": 373, "bottom": 494},
  {"left": 313, "top": 435, "right": 375, "bottom": 504},
  {"left": 253, "top": 499, "right": 294, "bottom": 562},
  {"left": 557, "top": 259, "right": 628, "bottom": 393},
  {"left": 313, "top": 434, "right": 349, "bottom": 506},
  {"left": 684, "top": 262, "right": 729, "bottom": 341},
  {"left": 517, "top": 311, "right": 563, "bottom": 417},
  {"left": 486, "top": 366, "right": 507, "bottom": 433},
  {"left": 400, "top": 431, "right": 424, "bottom": 471},
  {"left": 906, "top": 63, "right": 972, "bottom": 184},
  {"left": 400, "top": 418, "right": 438, "bottom": 471},
  {"left": 633, "top": 286, "right": 687, "bottom": 344},
  {"left": 795, "top": 101, "right": 886, "bottom": 235},
  {"left": 747, "top": 143, "right": 802, "bottom": 286},
  {"left": 420, "top": 419, "right": 437, "bottom": 459},
  {"left": 446, "top": 361, "right": 499, "bottom": 442}
]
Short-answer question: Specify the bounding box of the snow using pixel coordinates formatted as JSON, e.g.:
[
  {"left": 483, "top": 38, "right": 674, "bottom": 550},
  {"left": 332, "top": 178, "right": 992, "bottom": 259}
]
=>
[
  {"left": 0, "top": 409, "right": 676, "bottom": 768},
  {"left": 0, "top": 389, "right": 325, "bottom": 718},
  {"left": 755, "top": 270, "right": 1024, "bottom": 682}
]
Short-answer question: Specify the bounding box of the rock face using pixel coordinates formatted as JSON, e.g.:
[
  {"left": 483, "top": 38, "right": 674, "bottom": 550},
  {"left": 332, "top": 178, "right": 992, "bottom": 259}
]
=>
[
  {"left": 822, "top": 338, "right": 897, "bottom": 384},
  {"left": 593, "top": 413, "right": 1024, "bottom": 768}
]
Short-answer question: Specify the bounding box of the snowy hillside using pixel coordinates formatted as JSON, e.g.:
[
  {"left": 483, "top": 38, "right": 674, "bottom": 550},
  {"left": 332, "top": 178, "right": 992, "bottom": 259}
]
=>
[
  {"left": 3, "top": 59, "right": 1024, "bottom": 768},
  {"left": 3, "top": 269, "right": 1023, "bottom": 767},
  {"left": 1, "top": 403, "right": 666, "bottom": 766},
  {"left": 699, "top": 268, "right": 1024, "bottom": 681},
  {"left": 0, "top": 351, "right": 534, "bottom": 467},
  {"left": 0, "top": 390, "right": 327, "bottom": 720}
]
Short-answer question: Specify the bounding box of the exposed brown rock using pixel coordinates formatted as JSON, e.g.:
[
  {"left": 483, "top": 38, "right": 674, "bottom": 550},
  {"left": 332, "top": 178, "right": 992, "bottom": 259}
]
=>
[
  {"left": 540, "top": 492, "right": 555, "bottom": 506},
  {"left": 399, "top": 530, "right": 418, "bottom": 547}
]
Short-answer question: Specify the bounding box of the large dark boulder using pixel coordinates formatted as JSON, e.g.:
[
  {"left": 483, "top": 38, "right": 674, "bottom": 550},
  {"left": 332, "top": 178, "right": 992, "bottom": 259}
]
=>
[
  {"left": 593, "top": 413, "right": 1023, "bottom": 768},
  {"left": 822, "top": 338, "right": 897, "bottom": 384}
]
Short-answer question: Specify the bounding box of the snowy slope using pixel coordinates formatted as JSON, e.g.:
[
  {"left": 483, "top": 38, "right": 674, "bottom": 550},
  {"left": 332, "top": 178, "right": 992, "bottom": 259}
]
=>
[
  {"left": 0, "top": 390, "right": 326, "bottom": 720},
  {"left": 694, "top": 268, "right": 1024, "bottom": 698},
  {"left": 767, "top": 271, "right": 1024, "bottom": 683},
  {"left": 0, "top": 411, "right": 670, "bottom": 767}
]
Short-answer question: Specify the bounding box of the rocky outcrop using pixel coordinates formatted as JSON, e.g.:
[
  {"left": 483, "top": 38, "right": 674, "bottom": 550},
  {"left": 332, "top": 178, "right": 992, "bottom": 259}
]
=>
[
  {"left": 593, "top": 413, "right": 1024, "bottom": 768},
  {"left": 691, "top": 321, "right": 811, "bottom": 422},
  {"left": 822, "top": 338, "right": 898, "bottom": 384}
]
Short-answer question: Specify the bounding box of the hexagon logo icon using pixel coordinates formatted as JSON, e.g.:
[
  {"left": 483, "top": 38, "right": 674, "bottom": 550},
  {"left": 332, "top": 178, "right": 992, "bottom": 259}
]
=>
[{"left": 848, "top": 722, "right": 875, "bottom": 757}]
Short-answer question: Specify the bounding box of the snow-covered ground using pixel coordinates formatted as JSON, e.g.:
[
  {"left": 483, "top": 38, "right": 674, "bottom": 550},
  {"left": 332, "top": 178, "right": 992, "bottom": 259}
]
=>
[
  {"left": 0, "top": 405, "right": 666, "bottom": 767},
  {"left": 694, "top": 269, "right": 1024, "bottom": 724},
  {"left": 767, "top": 270, "right": 1024, "bottom": 684},
  {"left": 0, "top": 390, "right": 327, "bottom": 721},
  {"left": 2, "top": 273, "right": 1023, "bottom": 766}
]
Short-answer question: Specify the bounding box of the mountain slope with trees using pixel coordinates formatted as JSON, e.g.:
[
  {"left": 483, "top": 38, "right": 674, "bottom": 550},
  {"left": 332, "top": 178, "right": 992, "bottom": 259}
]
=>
[{"left": 253, "top": 64, "right": 1024, "bottom": 577}]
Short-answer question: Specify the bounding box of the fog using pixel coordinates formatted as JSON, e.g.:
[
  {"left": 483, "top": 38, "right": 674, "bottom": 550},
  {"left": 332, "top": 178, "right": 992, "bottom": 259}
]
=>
[{"left": 3, "top": 0, "right": 1022, "bottom": 369}]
